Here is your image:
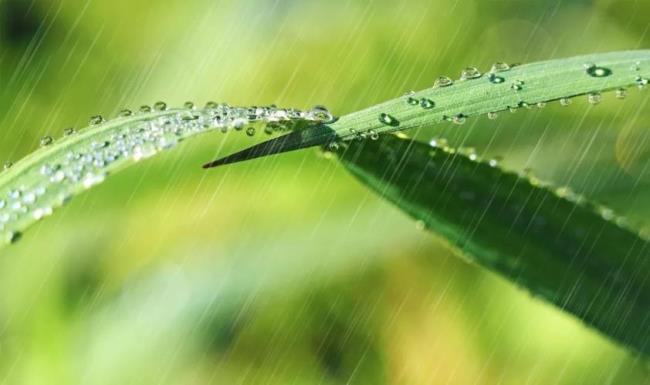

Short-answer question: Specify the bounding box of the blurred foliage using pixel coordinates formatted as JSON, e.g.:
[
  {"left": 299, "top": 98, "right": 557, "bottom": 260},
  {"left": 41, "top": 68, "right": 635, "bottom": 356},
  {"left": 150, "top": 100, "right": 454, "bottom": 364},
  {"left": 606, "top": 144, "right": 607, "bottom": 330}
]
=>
[{"left": 0, "top": 0, "right": 649, "bottom": 384}]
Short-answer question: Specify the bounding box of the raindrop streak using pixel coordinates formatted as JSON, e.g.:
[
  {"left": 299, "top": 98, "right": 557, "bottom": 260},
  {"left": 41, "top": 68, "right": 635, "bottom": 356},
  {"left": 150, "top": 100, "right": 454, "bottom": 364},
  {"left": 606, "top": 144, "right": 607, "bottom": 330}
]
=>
[{"left": 0, "top": 104, "right": 331, "bottom": 244}]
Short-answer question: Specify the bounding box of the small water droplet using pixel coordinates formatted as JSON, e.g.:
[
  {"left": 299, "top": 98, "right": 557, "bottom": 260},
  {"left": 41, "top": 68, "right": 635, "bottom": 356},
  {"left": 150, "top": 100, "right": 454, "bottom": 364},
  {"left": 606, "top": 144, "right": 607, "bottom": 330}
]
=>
[
  {"left": 118, "top": 109, "right": 132, "bottom": 117},
  {"left": 560, "top": 97, "right": 572, "bottom": 106},
  {"left": 585, "top": 65, "right": 612, "bottom": 78},
  {"left": 327, "top": 142, "right": 340, "bottom": 152},
  {"left": 636, "top": 76, "right": 649, "bottom": 89},
  {"left": 153, "top": 101, "right": 167, "bottom": 111},
  {"left": 63, "top": 127, "right": 76, "bottom": 136},
  {"left": 369, "top": 129, "right": 379, "bottom": 140},
  {"left": 6, "top": 231, "right": 21, "bottom": 244},
  {"left": 433, "top": 76, "right": 453, "bottom": 88},
  {"left": 246, "top": 127, "right": 256, "bottom": 137},
  {"left": 615, "top": 88, "right": 628, "bottom": 99},
  {"left": 452, "top": 114, "right": 466, "bottom": 125},
  {"left": 511, "top": 80, "right": 524, "bottom": 91},
  {"left": 488, "top": 73, "right": 505, "bottom": 84},
  {"left": 587, "top": 92, "right": 602, "bottom": 105},
  {"left": 536, "top": 101, "right": 546, "bottom": 108},
  {"left": 3, "top": 161, "right": 13, "bottom": 170},
  {"left": 184, "top": 101, "right": 195, "bottom": 109},
  {"left": 205, "top": 101, "right": 218, "bottom": 109},
  {"left": 40, "top": 136, "right": 53, "bottom": 147},
  {"left": 406, "top": 96, "right": 419, "bottom": 106},
  {"left": 415, "top": 220, "right": 426, "bottom": 231},
  {"left": 89, "top": 115, "right": 104, "bottom": 125},
  {"left": 378, "top": 113, "right": 399, "bottom": 126},
  {"left": 419, "top": 98, "right": 435, "bottom": 109},
  {"left": 490, "top": 62, "right": 511, "bottom": 73},
  {"left": 487, "top": 111, "right": 498, "bottom": 120},
  {"left": 139, "top": 105, "right": 152, "bottom": 113},
  {"left": 460, "top": 67, "right": 482, "bottom": 80}
]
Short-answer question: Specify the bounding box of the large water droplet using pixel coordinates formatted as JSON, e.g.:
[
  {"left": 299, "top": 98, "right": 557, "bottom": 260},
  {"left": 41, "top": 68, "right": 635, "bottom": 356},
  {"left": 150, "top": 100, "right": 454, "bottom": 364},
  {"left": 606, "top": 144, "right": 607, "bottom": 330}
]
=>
[
  {"left": 433, "top": 76, "right": 453, "bottom": 88},
  {"left": 460, "top": 67, "right": 482, "bottom": 80},
  {"left": 419, "top": 98, "right": 435, "bottom": 109},
  {"left": 585, "top": 65, "right": 612, "bottom": 78},
  {"left": 490, "top": 62, "right": 511, "bottom": 73},
  {"left": 378, "top": 113, "right": 399, "bottom": 126},
  {"left": 488, "top": 74, "right": 505, "bottom": 84}
]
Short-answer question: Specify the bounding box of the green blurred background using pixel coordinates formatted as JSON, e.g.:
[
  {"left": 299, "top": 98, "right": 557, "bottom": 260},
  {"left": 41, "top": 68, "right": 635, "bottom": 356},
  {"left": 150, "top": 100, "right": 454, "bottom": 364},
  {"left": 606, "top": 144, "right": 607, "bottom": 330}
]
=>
[{"left": 1, "top": 0, "right": 649, "bottom": 383}]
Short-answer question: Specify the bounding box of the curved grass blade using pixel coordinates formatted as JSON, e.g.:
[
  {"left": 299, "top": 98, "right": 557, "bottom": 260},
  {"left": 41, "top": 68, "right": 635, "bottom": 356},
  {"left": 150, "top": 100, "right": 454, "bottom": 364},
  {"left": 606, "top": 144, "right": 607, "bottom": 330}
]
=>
[
  {"left": 335, "top": 133, "right": 650, "bottom": 355},
  {"left": 204, "top": 50, "right": 650, "bottom": 167},
  {"left": 0, "top": 104, "right": 328, "bottom": 247}
]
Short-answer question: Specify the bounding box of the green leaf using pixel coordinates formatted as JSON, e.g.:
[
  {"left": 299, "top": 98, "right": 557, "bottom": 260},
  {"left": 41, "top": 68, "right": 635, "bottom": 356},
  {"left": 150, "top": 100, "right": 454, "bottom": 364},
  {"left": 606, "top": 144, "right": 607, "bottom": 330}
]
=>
[
  {"left": 335, "top": 133, "right": 650, "bottom": 355},
  {"left": 0, "top": 105, "right": 328, "bottom": 247},
  {"left": 204, "top": 50, "right": 650, "bottom": 167}
]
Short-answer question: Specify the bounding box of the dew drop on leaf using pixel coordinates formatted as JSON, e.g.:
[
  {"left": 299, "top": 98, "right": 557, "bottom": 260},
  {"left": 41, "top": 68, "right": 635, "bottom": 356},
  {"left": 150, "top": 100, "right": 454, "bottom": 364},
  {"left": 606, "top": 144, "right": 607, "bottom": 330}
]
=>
[
  {"left": 460, "top": 67, "right": 482, "bottom": 80},
  {"left": 487, "top": 111, "right": 498, "bottom": 120},
  {"left": 246, "top": 127, "right": 255, "bottom": 137},
  {"left": 560, "top": 97, "right": 572, "bottom": 106},
  {"left": 118, "top": 109, "right": 132, "bottom": 117},
  {"left": 378, "top": 113, "right": 399, "bottom": 126},
  {"left": 406, "top": 96, "right": 419, "bottom": 106},
  {"left": 153, "top": 101, "right": 167, "bottom": 111},
  {"left": 89, "top": 115, "right": 104, "bottom": 125},
  {"left": 585, "top": 64, "right": 612, "bottom": 78},
  {"left": 452, "top": 114, "right": 466, "bottom": 125},
  {"left": 63, "top": 127, "right": 76, "bottom": 136},
  {"left": 433, "top": 76, "right": 453, "bottom": 88},
  {"left": 490, "top": 62, "right": 511, "bottom": 73},
  {"left": 488, "top": 73, "right": 505, "bottom": 84},
  {"left": 588, "top": 92, "right": 602, "bottom": 105},
  {"left": 419, "top": 98, "right": 435, "bottom": 109},
  {"left": 40, "top": 136, "right": 53, "bottom": 147},
  {"left": 184, "top": 101, "right": 195, "bottom": 109},
  {"left": 616, "top": 88, "right": 628, "bottom": 99}
]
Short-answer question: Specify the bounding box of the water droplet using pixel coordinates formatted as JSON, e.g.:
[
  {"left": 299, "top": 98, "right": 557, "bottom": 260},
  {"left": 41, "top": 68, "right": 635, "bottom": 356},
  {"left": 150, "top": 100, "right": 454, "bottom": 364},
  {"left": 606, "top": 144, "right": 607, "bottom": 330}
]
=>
[
  {"left": 406, "top": 96, "right": 419, "bottom": 106},
  {"left": 585, "top": 65, "right": 612, "bottom": 78},
  {"left": 460, "top": 67, "right": 482, "bottom": 80},
  {"left": 560, "top": 97, "right": 572, "bottom": 106},
  {"left": 429, "top": 138, "right": 448, "bottom": 148},
  {"left": 636, "top": 76, "right": 649, "bottom": 89},
  {"left": 3, "top": 161, "right": 13, "bottom": 170},
  {"left": 63, "top": 127, "right": 76, "bottom": 136},
  {"left": 40, "top": 136, "right": 53, "bottom": 147},
  {"left": 415, "top": 220, "right": 426, "bottom": 230},
  {"left": 488, "top": 73, "right": 505, "bottom": 84},
  {"left": 205, "top": 101, "right": 218, "bottom": 109},
  {"left": 184, "top": 101, "right": 195, "bottom": 109},
  {"left": 490, "top": 62, "right": 511, "bottom": 73},
  {"left": 327, "top": 142, "right": 340, "bottom": 152},
  {"left": 246, "top": 127, "right": 256, "bottom": 137},
  {"left": 369, "top": 130, "right": 379, "bottom": 140},
  {"left": 511, "top": 80, "right": 524, "bottom": 91},
  {"left": 452, "top": 114, "right": 466, "bottom": 125},
  {"left": 419, "top": 98, "right": 435, "bottom": 109},
  {"left": 433, "top": 76, "right": 453, "bottom": 88},
  {"left": 139, "top": 105, "right": 152, "bottom": 113},
  {"left": 536, "top": 101, "right": 546, "bottom": 108},
  {"left": 615, "top": 88, "right": 628, "bottom": 99},
  {"left": 378, "top": 113, "right": 399, "bottom": 126},
  {"left": 89, "top": 115, "right": 104, "bottom": 125},
  {"left": 5, "top": 231, "right": 21, "bottom": 244},
  {"left": 587, "top": 92, "right": 602, "bottom": 105},
  {"left": 487, "top": 111, "right": 498, "bottom": 120},
  {"left": 153, "top": 101, "right": 167, "bottom": 111},
  {"left": 118, "top": 109, "right": 132, "bottom": 117}
]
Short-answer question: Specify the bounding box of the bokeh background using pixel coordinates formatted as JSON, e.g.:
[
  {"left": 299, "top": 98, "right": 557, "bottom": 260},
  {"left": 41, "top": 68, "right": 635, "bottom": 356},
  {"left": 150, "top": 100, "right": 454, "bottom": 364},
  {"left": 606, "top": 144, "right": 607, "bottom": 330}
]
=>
[{"left": 1, "top": 0, "right": 649, "bottom": 384}]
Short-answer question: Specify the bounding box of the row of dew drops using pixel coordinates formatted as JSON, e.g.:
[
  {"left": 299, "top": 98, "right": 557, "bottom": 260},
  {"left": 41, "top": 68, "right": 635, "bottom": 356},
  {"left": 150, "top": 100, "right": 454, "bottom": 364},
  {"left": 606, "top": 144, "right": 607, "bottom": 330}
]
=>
[
  {"left": 0, "top": 102, "right": 334, "bottom": 245},
  {"left": 371, "top": 60, "right": 649, "bottom": 132}
]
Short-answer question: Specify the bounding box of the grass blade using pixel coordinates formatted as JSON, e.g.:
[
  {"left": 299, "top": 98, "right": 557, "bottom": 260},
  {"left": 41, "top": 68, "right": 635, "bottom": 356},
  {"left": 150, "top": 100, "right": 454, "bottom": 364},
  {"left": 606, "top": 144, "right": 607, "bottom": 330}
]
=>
[
  {"left": 335, "top": 133, "right": 650, "bottom": 354},
  {"left": 204, "top": 50, "right": 650, "bottom": 167},
  {"left": 0, "top": 105, "right": 327, "bottom": 247}
]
